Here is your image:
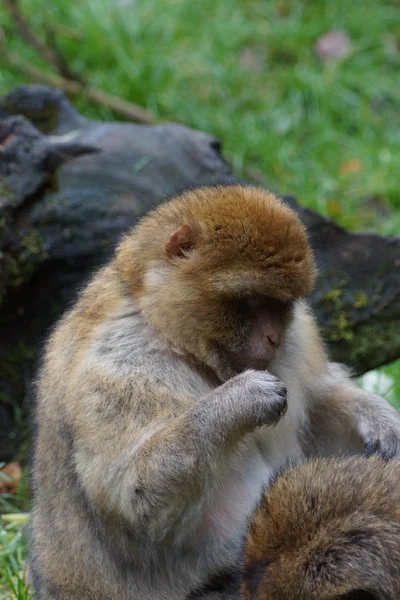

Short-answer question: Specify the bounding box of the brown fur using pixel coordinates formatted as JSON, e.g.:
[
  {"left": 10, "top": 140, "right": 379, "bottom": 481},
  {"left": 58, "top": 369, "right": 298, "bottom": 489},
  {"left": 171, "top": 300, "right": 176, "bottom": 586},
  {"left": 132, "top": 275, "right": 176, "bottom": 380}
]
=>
[
  {"left": 117, "top": 185, "right": 315, "bottom": 299},
  {"left": 30, "top": 185, "right": 400, "bottom": 600},
  {"left": 241, "top": 456, "right": 400, "bottom": 600}
]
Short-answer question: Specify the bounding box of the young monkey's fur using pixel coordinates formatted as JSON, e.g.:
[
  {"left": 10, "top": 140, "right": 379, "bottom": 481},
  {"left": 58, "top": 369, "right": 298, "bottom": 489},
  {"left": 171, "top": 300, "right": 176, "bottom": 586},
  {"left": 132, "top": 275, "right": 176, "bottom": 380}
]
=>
[
  {"left": 241, "top": 455, "right": 400, "bottom": 600},
  {"left": 30, "top": 185, "right": 400, "bottom": 600}
]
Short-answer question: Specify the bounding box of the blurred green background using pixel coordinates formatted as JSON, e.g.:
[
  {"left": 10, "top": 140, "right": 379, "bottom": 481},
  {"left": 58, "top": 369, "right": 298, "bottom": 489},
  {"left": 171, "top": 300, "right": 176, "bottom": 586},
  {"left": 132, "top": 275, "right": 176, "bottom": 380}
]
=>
[{"left": 0, "top": 0, "right": 399, "bottom": 596}]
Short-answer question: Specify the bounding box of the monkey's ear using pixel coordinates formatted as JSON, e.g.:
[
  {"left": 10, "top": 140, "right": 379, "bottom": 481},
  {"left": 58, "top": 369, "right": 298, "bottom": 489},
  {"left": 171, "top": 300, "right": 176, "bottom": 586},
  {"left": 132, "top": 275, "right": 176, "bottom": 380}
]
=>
[{"left": 165, "top": 224, "right": 196, "bottom": 258}]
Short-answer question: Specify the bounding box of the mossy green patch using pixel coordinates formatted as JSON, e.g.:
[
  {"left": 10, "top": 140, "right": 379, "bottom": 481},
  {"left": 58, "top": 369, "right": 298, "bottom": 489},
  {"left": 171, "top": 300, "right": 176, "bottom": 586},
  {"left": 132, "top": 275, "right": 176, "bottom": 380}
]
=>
[
  {"left": 0, "top": 225, "right": 48, "bottom": 307},
  {"left": 354, "top": 290, "right": 368, "bottom": 308},
  {"left": 320, "top": 286, "right": 354, "bottom": 342}
]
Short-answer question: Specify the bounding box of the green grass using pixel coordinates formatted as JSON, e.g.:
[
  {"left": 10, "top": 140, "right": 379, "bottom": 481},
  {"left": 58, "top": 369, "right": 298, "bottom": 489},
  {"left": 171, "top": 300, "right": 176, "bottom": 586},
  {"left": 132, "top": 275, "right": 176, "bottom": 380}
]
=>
[
  {"left": 0, "top": 1, "right": 399, "bottom": 596},
  {"left": 0, "top": 522, "right": 32, "bottom": 600},
  {"left": 0, "top": 469, "right": 31, "bottom": 600},
  {"left": 2, "top": 0, "right": 400, "bottom": 231}
]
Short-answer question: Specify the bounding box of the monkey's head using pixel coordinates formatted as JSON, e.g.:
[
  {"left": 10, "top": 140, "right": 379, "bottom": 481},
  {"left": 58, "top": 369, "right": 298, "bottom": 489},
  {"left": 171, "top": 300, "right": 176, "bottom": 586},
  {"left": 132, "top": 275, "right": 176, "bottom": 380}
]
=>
[
  {"left": 241, "top": 456, "right": 400, "bottom": 600},
  {"left": 116, "top": 185, "right": 315, "bottom": 379}
]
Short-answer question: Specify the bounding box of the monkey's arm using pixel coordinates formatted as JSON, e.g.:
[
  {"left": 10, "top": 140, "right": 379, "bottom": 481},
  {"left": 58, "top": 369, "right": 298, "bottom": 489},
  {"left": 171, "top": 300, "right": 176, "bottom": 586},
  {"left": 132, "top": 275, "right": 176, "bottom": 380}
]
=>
[
  {"left": 72, "top": 370, "right": 286, "bottom": 539},
  {"left": 305, "top": 363, "right": 400, "bottom": 457},
  {"left": 293, "top": 303, "right": 400, "bottom": 457}
]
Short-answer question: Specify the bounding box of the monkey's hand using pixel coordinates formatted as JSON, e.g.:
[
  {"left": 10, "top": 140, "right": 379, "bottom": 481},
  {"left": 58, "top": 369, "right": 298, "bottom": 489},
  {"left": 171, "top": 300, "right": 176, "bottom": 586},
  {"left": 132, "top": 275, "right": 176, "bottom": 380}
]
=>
[
  {"left": 211, "top": 370, "right": 287, "bottom": 439},
  {"left": 356, "top": 391, "right": 400, "bottom": 459}
]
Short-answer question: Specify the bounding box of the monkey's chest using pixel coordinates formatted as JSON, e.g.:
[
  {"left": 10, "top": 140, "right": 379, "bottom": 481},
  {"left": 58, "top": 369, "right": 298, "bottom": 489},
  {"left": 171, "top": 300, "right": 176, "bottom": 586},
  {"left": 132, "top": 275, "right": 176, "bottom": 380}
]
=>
[{"left": 199, "top": 422, "right": 304, "bottom": 548}]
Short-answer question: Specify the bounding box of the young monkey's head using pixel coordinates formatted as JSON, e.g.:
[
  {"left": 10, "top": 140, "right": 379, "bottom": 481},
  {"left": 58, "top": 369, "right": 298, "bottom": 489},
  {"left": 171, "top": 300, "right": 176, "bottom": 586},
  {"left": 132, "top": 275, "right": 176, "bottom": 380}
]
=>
[
  {"left": 241, "top": 456, "right": 400, "bottom": 600},
  {"left": 116, "top": 185, "right": 315, "bottom": 379}
]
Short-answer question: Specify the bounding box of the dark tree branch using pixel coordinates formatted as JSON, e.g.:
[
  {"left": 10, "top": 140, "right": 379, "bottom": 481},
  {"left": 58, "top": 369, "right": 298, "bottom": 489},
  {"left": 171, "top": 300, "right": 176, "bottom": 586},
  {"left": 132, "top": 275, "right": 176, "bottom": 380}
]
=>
[
  {"left": 2, "top": 47, "right": 157, "bottom": 124},
  {"left": 1, "top": 5, "right": 157, "bottom": 124},
  {"left": 4, "top": 0, "right": 83, "bottom": 82}
]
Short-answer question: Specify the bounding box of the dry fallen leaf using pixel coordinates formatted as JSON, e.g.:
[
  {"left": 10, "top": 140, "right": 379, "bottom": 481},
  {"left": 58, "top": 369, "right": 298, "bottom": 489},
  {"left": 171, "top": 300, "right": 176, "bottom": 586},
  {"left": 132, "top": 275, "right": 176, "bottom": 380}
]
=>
[
  {"left": 315, "top": 31, "right": 352, "bottom": 61},
  {"left": 0, "top": 134, "right": 16, "bottom": 154},
  {"left": 0, "top": 462, "right": 22, "bottom": 495},
  {"left": 340, "top": 158, "right": 362, "bottom": 175}
]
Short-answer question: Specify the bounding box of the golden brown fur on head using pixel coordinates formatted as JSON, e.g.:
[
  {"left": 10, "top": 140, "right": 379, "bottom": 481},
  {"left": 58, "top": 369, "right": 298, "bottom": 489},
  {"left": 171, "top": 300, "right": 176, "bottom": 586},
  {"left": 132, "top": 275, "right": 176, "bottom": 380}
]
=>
[
  {"left": 242, "top": 456, "right": 400, "bottom": 600},
  {"left": 115, "top": 185, "right": 315, "bottom": 378},
  {"left": 116, "top": 185, "right": 315, "bottom": 300}
]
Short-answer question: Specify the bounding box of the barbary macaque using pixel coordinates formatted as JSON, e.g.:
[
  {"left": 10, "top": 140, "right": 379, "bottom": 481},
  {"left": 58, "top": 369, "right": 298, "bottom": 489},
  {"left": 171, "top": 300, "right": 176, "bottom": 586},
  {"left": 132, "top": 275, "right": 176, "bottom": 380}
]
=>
[
  {"left": 31, "top": 185, "right": 400, "bottom": 599},
  {"left": 191, "top": 455, "right": 400, "bottom": 600}
]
